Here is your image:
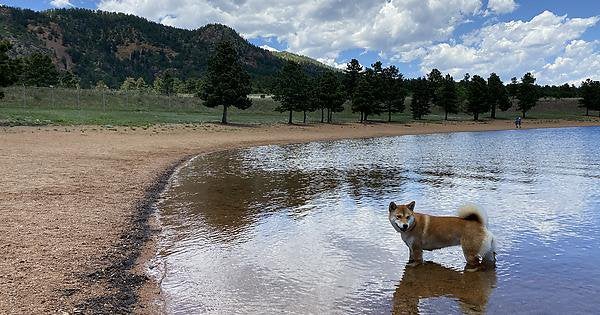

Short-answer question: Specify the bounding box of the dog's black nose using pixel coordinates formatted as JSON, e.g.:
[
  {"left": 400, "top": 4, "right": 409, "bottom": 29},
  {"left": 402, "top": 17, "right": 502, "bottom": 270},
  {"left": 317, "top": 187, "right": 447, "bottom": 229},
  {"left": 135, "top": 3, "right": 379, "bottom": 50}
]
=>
[{"left": 402, "top": 224, "right": 408, "bottom": 229}]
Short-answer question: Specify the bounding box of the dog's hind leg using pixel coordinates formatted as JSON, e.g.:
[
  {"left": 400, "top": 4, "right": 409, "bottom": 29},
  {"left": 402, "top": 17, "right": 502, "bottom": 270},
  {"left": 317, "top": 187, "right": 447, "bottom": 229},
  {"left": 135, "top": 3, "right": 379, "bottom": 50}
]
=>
[
  {"left": 462, "top": 237, "right": 482, "bottom": 272},
  {"left": 464, "top": 253, "right": 481, "bottom": 272},
  {"left": 481, "top": 251, "right": 496, "bottom": 269},
  {"left": 481, "top": 234, "right": 497, "bottom": 269}
]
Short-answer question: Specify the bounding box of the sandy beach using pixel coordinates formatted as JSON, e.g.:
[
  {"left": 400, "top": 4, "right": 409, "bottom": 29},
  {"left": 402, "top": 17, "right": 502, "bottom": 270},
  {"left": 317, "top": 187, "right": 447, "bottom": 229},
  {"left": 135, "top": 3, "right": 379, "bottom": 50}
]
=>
[{"left": 1, "top": 118, "right": 599, "bottom": 314}]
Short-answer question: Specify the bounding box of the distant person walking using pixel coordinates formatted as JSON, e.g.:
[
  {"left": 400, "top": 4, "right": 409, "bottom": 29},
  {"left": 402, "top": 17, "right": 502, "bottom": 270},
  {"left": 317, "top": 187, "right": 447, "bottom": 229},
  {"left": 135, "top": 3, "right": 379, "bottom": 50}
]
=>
[{"left": 515, "top": 116, "right": 522, "bottom": 128}]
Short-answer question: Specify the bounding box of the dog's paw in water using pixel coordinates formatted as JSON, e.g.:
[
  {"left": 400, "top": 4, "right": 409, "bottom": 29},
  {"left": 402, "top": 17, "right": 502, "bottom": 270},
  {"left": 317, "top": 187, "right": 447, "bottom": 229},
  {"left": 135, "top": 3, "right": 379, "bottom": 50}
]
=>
[
  {"left": 464, "top": 265, "right": 481, "bottom": 272},
  {"left": 464, "top": 260, "right": 497, "bottom": 272},
  {"left": 406, "top": 260, "right": 423, "bottom": 267}
]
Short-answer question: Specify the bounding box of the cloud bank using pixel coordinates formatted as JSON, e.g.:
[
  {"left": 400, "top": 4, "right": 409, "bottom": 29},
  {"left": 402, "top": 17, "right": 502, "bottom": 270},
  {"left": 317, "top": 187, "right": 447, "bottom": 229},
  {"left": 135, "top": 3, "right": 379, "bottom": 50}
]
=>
[{"left": 97, "top": 0, "right": 600, "bottom": 84}]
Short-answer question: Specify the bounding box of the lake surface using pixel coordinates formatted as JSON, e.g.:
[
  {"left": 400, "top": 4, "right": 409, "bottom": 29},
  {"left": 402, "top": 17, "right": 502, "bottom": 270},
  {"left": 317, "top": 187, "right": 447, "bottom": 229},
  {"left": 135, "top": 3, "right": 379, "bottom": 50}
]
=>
[{"left": 156, "top": 126, "right": 600, "bottom": 314}]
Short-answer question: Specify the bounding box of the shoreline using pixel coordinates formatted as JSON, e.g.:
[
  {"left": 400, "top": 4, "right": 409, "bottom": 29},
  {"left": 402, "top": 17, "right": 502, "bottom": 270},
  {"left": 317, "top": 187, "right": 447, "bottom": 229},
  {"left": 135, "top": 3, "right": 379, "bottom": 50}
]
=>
[{"left": 1, "top": 119, "right": 599, "bottom": 314}]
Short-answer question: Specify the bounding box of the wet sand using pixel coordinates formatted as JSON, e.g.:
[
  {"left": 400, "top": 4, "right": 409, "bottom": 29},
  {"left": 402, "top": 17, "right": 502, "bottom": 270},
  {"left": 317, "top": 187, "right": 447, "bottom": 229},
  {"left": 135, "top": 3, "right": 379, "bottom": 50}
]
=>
[{"left": 1, "top": 118, "right": 599, "bottom": 314}]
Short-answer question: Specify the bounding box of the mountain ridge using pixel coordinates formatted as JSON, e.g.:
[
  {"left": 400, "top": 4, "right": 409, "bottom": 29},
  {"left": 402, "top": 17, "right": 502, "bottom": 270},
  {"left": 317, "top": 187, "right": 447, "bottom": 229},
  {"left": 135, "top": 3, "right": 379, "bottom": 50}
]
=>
[{"left": 0, "top": 6, "right": 332, "bottom": 90}]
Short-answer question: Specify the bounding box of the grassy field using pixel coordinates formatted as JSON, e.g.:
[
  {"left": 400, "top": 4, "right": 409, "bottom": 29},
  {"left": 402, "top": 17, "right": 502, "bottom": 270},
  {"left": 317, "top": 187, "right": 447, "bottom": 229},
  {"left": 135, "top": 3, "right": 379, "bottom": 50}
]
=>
[{"left": 0, "top": 86, "right": 597, "bottom": 126}]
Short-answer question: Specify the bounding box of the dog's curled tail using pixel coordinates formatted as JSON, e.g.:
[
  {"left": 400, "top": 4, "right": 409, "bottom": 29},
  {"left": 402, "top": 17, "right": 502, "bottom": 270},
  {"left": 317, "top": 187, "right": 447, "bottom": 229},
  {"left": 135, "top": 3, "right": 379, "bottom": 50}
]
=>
[{"left": 457, "top": 204, "right": 488, "bottom": 227}]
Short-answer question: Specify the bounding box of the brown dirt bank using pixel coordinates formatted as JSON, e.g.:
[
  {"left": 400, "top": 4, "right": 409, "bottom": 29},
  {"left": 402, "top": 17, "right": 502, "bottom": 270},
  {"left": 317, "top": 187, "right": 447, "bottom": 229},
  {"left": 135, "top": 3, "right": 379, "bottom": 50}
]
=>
[{"left": 1, "top": 119, "right": 599, "bottom": 314}]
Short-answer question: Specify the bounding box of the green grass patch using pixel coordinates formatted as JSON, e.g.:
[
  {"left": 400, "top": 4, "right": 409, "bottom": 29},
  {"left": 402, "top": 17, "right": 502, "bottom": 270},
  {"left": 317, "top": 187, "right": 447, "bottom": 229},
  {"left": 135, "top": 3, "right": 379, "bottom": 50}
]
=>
[{"left": 0, "top": 86, "right": 596, "bottom": 126}]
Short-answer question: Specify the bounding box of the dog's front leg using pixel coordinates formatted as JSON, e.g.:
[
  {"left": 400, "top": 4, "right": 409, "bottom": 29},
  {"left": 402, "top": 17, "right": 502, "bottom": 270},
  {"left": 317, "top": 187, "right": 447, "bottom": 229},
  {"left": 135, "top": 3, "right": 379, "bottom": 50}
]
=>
[{"left": 407, "top": 245, "right": 423, "bottom": 267}]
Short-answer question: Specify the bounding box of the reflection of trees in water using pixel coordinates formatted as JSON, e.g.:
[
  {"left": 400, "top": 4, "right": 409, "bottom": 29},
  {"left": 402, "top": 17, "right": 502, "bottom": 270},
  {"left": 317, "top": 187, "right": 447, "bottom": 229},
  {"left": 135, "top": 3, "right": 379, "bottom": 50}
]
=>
[
  {"left": 411, "top": 149, "right": 507, "bottom": 189},
  {"left": 164, "top": 150, "right": 412, "bottom": 240},
  {"left": 167, "top": 152, "right": 347, "bottom": 238},
  {"left": 392, "top": 262, "right": 497, "bottom": 315},
  {"left": 345, "top": 166, "right": 409, "bottom": 201}
]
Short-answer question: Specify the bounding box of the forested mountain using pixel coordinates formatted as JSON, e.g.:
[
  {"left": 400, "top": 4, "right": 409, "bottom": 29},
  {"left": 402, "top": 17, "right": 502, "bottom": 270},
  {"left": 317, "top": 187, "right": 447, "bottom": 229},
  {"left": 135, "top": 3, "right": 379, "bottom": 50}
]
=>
[{"left": 0, "top": 6, "right": 330, "bottom": 90}]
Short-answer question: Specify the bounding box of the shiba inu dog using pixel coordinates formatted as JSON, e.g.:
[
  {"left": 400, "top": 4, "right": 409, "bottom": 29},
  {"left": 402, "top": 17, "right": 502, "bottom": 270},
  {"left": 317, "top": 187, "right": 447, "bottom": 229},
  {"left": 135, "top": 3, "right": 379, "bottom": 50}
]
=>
[{"left": 388, "top": 201, "right": 496, "bottom": 271}]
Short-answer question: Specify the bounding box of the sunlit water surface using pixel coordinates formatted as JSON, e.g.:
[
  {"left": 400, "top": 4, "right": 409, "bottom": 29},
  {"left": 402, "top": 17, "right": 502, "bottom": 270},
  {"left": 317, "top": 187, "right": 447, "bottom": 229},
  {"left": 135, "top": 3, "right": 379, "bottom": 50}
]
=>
[{"left": 157, "top": 127, "right": 600, "bottom": 314}]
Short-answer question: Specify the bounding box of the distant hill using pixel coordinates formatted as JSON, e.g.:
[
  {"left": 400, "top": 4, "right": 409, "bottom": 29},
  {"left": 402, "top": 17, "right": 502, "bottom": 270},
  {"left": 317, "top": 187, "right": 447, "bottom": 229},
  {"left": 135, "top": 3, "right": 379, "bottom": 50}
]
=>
[
  {"left": 273, "top": 51, "right": 337, "bottom": 71},
  {"left": 0, "top": 6, "right": 331, "bottom": 90}
]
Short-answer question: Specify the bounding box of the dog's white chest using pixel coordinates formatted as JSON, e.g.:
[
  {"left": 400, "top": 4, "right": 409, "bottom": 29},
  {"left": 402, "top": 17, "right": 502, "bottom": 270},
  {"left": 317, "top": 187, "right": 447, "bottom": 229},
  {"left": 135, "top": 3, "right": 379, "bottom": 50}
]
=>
[{"left": 401, "top": 233, "right": 415, "bottom": 247}]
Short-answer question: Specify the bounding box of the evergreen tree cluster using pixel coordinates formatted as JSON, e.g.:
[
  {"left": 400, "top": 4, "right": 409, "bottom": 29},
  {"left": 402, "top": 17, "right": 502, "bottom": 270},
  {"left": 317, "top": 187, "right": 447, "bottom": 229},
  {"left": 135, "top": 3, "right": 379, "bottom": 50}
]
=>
[
  {"left": 0, "top": 40, "right": 79, "bottom": 93},
  {"left": 0, "top": 40, "right": 20, "bottom": 99},
  {"left": 345, "top": 59, "right": 407, "bottom": 122},
  {"left": 579, "top": 79, "right": 600, "bottom": 117},
  {"left": 408, "top": 69, "right": 540, "bottom": 120},
  {"left": 272, "top": 60, "right": 346, "bottom": 124}
]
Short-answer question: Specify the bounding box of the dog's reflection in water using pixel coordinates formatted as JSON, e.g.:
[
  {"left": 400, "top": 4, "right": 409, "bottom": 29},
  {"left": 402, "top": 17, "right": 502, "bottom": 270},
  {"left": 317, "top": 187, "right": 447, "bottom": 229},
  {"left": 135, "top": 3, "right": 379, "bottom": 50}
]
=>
[{"left": 392, "top": 261, "right": 497, "bottom": 315}]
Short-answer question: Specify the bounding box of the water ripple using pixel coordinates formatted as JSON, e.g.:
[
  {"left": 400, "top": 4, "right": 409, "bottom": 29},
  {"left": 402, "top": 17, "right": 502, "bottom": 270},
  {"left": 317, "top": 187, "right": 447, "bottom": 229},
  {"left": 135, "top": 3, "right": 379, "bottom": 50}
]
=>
[{"left": 158, "top": 126, "right": 600, "bottom": 314}]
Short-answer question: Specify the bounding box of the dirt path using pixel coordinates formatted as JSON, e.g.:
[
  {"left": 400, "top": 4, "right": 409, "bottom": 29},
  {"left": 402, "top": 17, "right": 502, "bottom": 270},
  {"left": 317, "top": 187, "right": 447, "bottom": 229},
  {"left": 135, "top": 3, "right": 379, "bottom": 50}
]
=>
[{"left": 1, "top": 119, "right": 599, "bottom": 314}]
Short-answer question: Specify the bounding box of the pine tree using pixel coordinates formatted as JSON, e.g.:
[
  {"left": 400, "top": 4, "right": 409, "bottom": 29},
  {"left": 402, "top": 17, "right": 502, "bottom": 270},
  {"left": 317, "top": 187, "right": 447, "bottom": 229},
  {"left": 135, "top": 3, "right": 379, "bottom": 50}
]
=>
[
  {"left": 516, "top": 72, "right": 538, "bottom": 118},
  {"left": 135, "top": 77, "right": 148, "bottom": 92},
  {"left": 153, "top": 71, "right": 176, "bottom": 95},
  {"left": 427, "top": 68, "right": 444, "bottom": 109},
  {"left": 120, "top": 77, "right": 137, "bottom": 91},
  {"left": 351, "top": 67, "right": 385, "bottom": 122},
  {"left": 410, "top": 77, "right": 431, "bottom": 119},
  {"left": 200, "top": 41, "right": 252, "bottom": 124},
  {"left": 185, "top": 78, "right": 203, "bottom": 95},
  {"left": 438, "top": 74, "right": 459, "bottom": 120},
  {"left": 172, "top": 78, "right": 186, "bottom": 94},
  {"left": 579, "top": 79, "right": 600, "bottom": 117},
  {"left": 456, "top": 73, "right": 471, "bottom": 111},
  {"left": 487, "top": 73, "right": 510, "bottom": 118},
  {"left": 313, "top": 71, "right": 345, "bottom": 123},
  {"left": 343, "top": 59, "right": 363, "bottom": 98},
  {"left": 301, "top": 78, "right": 318, "bottom": 123},
  {"left": 272, "top": 60, "right": 310, "bottom": 124},
  {"left": 369, "top": 61, "right": 387, "bottom": 119},
  {"left": 352, "top": 70, "right": 376, "bottom": 122},
  {"left": 506, "top": 77, "right": 518, "bottom": 110},
  {"left": 20, "top": 53, "right": 59, "bottom": 87},
  {"left": 58, "top": 71, "right": 79, "bottom": 88},
  {"left": 0, "top": 40, "right": 20, "bottom": 99},
  {"left": 95, "top": 81, "right": 109, "bottom": 91},
  {"left": 343, "top": 59, "right": 363, "bottom": 120},
  {"left": 467, "top": 75, "right": 489, "bottom": 121},
  {"left": 382, "top": 65, "right": 407, "bottom": 122},
  {"left": 152, "top": 76, "right": 164, "bottom": 95},
  {"left": 559, "top": 83, "right": 576, "bottom": 99}
]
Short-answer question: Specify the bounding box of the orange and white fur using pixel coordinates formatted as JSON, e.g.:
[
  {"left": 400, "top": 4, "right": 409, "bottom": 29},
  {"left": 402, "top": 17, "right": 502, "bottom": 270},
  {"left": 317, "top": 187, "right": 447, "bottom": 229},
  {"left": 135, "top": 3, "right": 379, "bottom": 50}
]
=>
[{"left": 388, "top": 201, "right": 496, "bottom": 271}]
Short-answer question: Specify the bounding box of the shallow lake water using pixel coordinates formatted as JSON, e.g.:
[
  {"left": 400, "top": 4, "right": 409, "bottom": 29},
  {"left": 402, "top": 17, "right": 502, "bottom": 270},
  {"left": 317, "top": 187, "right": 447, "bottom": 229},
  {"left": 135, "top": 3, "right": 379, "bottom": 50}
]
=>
[{"left": 157, "top": 126, "right": 600, "bottom": 314}]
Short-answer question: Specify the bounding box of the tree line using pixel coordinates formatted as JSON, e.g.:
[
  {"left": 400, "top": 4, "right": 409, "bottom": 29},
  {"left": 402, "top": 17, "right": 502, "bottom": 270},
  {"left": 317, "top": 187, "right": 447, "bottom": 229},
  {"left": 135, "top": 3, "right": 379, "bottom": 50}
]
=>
[
  {"left": 199, "top": 41, "right": 600, "bottom": 124},
  {"left": 2, "top": 39, "right": 600, "bottom": 123}
]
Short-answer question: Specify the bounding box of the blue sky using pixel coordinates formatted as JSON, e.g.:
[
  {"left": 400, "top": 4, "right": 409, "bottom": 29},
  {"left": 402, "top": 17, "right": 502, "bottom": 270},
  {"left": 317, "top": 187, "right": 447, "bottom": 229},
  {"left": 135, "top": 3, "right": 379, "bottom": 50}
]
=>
[{"left": 2, "top": 0, "right": 600, "bottom": 85}]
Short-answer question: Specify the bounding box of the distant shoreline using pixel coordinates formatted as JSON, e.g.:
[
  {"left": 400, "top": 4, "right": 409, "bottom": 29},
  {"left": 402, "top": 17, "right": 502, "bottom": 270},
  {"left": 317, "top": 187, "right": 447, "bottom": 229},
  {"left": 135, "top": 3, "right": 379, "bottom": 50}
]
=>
[{"left": 1, "top": 119, "right": 599, "bottom": 314}]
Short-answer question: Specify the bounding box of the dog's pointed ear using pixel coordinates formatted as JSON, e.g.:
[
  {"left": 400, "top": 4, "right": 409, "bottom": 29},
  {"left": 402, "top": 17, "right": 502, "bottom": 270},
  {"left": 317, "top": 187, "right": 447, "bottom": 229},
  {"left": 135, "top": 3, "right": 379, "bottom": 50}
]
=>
[
  {"left": 407, "top": 201, "right": 415, "bottom": 211},
  {"left": 389, "top": 202, "right": 397, "bottom": 212}
]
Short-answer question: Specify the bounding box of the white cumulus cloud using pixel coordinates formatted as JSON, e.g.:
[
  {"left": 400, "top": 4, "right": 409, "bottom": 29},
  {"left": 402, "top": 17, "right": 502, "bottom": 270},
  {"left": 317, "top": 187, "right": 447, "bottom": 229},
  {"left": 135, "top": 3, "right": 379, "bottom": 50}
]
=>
[
  {"left": 50, "top": 0, "right": 73, "bottom": 7},
  {"left": 419, "top": 11, "right": 600, "bottom": 84},
  {"left": 487, "top": 0, "right": 518, "bottom": 15},
  {"left": 537, "top": 40, "right": 600, "bottom": 85},
  {"left": 97, "top": 0, "right": 484, "bottom": 62}
]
